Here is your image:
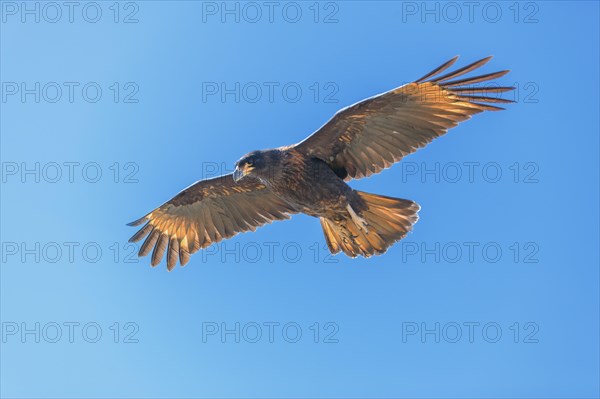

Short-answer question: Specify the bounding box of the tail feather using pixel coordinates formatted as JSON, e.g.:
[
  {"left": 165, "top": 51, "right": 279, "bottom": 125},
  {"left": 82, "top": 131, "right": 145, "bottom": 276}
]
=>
[{"left": 320, "top": 191, "right": 419, "bottom": 258}]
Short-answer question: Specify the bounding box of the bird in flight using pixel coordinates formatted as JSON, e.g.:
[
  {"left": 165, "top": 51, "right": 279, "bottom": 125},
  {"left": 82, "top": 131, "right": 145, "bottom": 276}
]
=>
[{"left": 128, "top": 56, "right": 513, "bottom": 270}]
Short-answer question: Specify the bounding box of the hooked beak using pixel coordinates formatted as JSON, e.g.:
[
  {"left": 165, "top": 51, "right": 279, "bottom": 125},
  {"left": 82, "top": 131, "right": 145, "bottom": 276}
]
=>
[{"left": 233, "top": 164, "right": 253, "bottom": 182}]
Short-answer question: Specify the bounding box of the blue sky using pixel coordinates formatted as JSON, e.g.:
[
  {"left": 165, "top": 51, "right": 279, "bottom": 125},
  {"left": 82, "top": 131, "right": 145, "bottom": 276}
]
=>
[{"left": 1, "top": 1, "right": 599, "bottom": 398}]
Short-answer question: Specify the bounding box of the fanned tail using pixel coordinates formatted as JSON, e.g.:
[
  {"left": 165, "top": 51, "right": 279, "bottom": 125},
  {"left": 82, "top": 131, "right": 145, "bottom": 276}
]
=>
[{"left": 320, "top": 191, "right": 420, "bottom": 258}]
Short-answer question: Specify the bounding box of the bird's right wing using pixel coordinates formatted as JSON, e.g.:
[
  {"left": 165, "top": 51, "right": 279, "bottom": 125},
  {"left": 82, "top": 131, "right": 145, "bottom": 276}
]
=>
[
  {"left": 294, "top": 56, "right": 514, "bottom": 180},
  {"left": 128, "top": 174, "right": 296, "bottom": 270}
]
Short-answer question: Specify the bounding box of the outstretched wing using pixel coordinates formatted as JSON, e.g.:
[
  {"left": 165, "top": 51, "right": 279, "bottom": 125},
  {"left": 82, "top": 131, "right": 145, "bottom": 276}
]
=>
[
  {"left": 127, "top": 174, "right": 296, "bottom": 270},
  {"left": 294, "top": 56, "right": 514, "bottom": 180}
]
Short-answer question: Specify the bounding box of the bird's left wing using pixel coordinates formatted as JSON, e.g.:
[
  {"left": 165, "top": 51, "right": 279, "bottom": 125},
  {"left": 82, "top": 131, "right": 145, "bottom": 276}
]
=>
[
  {"left": 127, "top": 174, "right": 296, "bottom": 270},
  {"left": 294, "top": 56, "right": 514, "bottom": 180}
]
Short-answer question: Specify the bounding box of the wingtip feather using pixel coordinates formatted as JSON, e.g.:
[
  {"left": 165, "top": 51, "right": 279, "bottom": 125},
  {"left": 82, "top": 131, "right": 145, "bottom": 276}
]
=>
[
  {"left": 415, "top": 55, "right": 460, "bottom": 83},
  {"left": 127, "top": 216, "right": 148, "bottom": 227},
  {"left": 432, "top": 56, "right": 495, "bottom": 84},
  {"left": 443, "top": 69, "right": 510, "bottom": 87}
]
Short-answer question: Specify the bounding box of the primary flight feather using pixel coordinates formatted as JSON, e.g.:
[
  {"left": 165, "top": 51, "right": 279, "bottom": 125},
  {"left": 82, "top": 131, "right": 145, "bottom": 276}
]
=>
[{"left": 128, "top": 56, "right": 514, "bottom": 270}]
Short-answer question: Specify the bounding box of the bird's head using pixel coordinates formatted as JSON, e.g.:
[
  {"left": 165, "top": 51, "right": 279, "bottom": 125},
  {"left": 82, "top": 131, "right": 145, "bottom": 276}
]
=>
[{"left": 233, "top": 150, "right": 274, "bottom": 182}]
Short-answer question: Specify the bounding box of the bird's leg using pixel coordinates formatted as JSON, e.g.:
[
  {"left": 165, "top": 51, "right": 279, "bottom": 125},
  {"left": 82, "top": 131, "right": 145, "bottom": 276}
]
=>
[{"left": 346, "top": 204, "right": 369, "bottom": 234}]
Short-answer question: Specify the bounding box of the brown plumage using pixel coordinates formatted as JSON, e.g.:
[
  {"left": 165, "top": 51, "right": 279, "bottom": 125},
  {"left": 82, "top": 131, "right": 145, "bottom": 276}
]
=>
[{"left": 128, "top": 56, "right": 514, "bottom": 270}]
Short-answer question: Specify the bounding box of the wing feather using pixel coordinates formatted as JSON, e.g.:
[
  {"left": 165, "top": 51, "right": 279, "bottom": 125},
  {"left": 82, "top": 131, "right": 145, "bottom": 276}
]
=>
[
  {"left": 151, "top": 233, "right": 169, "bottom": 267},
  {"left": 129, "top": 223, "right": 153, "bottom": 243},
  {"left": 139, "top": 229, "right": 160, "bottom": 257},
  {"left": 415, "top": 55, "right": 459, "bottom": 82},
  {"left": 167, "top": 237, "right": 179, "bottom": 271},
  {"left": 430, "top": 56, "right": 492, "bottom": 83}
]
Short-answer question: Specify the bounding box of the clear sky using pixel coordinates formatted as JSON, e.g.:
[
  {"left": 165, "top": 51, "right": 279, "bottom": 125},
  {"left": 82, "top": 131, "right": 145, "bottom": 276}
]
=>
[{"left": 1, "top": 1, "right": 599, "bottom": 398}]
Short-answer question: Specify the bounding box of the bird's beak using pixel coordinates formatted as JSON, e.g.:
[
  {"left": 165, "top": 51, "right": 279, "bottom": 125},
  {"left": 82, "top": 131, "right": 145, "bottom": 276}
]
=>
[{"left": 233, "top": 164, "right": 253, "bottom": 182}]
